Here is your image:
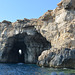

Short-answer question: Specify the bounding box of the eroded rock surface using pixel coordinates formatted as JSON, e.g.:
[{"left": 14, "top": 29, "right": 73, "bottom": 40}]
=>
[
  {"left": 0, "top": 0, "right": 75, "bottom": 68},
  {"left": 49, "top": 49, "right": 75, "bottom": 68},
  {"left": 37, "top": 0, "right": 75, "bottom": 68},
  {"left": 0, "top": 19, "right": 51, "bottom": 63}
]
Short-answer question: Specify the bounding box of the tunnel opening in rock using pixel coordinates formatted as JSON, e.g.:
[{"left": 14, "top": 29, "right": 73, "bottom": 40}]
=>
[
  {"left": 12, "top": 40, "right": 25, "bottom": 63},
  {"left": 2, "top": 33, "right": 26, "bottom": 63},
  {"left": 1, "top": 31, "right": 51, "bottom": 63}
]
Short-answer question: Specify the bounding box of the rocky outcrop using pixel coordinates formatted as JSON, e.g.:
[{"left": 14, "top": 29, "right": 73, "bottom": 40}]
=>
[
  {"left": 0, "top": 0, "right": 75, "bottom": 68},
  {"left": 38, "top": 48, "right": 75, "bottom": 68},
  {"left": 62, "top": 0, "right": 75, "bottom": 9},
  {"left": 49, "top": 49, "right": 75, "bottom": 68},
  {"left": 0, "top": 19, "right": 51, "bottom": 63},
  {"left": 37, "top": 0, "right": 75, "bottom": 68}
]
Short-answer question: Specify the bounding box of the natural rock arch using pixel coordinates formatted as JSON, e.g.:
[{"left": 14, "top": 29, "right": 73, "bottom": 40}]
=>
[
  {"left": 2, "top": 33, "right": 26, "bottom": 63},
  {"left": 1, "top": 31, "right": 51, "bottom": 63}
]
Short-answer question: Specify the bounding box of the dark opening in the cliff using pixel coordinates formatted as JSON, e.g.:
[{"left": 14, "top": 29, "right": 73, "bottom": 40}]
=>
[
  {"left": 2, "top": 33, "right": 26, "bottom": 63},
  {"left": 2, "top": 32, "right": 51, "bottom": 63}
]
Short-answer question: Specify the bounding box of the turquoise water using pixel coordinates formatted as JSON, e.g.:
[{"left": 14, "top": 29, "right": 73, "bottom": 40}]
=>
[{"left": 0, "top": 63, "right": 75, "bottom": 75}]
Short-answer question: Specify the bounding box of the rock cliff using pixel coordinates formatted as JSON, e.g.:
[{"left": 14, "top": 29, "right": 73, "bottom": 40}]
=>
[
  {"left": 0, "top": 19, "right": 51, "bottom": 63},
  {"left": 0, "top": 0, "right": 75, "bottom": 68},
  {"left": 37, "top": 0, "right": 75, "bottom": 68}
]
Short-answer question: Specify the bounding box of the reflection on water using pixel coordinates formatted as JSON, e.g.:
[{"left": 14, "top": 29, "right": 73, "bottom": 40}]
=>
[{"left": 0, "top": 63, "right": 75, "bottom": 75}]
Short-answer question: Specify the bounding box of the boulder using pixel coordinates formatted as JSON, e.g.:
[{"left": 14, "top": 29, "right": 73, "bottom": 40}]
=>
[
  {"left": 49, "top": 49, "right": 75, "bottom": 68},
  {"left": 38, "top": 49, "right": 75, "bottom": 68}
]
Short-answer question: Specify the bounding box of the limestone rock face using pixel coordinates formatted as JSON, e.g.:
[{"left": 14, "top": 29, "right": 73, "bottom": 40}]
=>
[
  {"left": 38, "top": 48, "right": 75, "bottom": 68},
  {"left": 49, "top": 49, "right": 75, "bottom": 68},
  {"left": 57, "top": 0, "right": 75, "bottom": 9},
  {"left": 36, "top": 9, "right": 75, "bottom": 50},
  {"left": 0, "top": 0, "right": 75, "bottom": 68},
  {"left": 37, "top": 0, "right": 75, "bottom": 68},
  {"left": 0, "top": 19, "right": 51, "bottom": 63},
  {"left": 62, "top": 0, "right": 75, "bottom": 9}
]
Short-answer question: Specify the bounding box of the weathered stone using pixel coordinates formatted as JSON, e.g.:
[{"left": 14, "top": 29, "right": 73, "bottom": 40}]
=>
[
  {"left": 37, "top": 49, "right": 56, "bottom": 67},
  {"left": 37, "top": 0, "right": 75, "bottom": 68},
  {"left": 57, "top": 1, "right": 63, "bottom": 8},
  {"left": 57, "top": 0, "right": 75, "bottom": 9},
  {"left": 38, "top": 48, "right": 75, "bottom": 68},
  {"left": 62, "top": 0, "right": 75, "bottom": 9},
  {"left": 2, "top": 20, "right": 11, "bottom": 25},
  {"left": 0, "top": 19, "right": 51, "bottom": 63},
  {"left": 49, "top": 49, "right": 75, "bottom": 68},
  {"left": 0, "top": 0, "right": 75, "bottom": 68}
]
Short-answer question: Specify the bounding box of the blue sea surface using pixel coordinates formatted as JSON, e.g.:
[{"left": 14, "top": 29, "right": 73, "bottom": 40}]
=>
[{"left": 0, "top": 63, "right": 75, "bottom": 75}]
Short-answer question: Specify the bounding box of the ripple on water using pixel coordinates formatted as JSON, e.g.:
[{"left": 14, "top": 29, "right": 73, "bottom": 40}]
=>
[{"left": 0, "top": 64, "right": 75, "bottom": 75}]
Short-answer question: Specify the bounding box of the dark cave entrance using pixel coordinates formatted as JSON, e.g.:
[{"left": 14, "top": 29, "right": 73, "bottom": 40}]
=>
[
  {"left": 2, "top": 33, "right": 26, "bottom": 63},
  {"left": 12, "top": 39, "right": 25, "bottom": 63},
  {"left": 2, "top": 32, "right": 51, "bottom": 63}
]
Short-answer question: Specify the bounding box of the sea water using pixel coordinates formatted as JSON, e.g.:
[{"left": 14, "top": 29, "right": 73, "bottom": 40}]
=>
[{"left": 0, "top": 63, "right": 75, "bottom": 75}]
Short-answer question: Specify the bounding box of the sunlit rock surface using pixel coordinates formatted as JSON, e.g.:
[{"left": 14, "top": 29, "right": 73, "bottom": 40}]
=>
[
  {"left": 0, "top": 0, "right": 75, "bottom": 68},
  {"left": 37, "top": 0, "right": 75, "bottom": 68},
  {"left": 0, "top": 19, "right": 51, "bottom": 63}
]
